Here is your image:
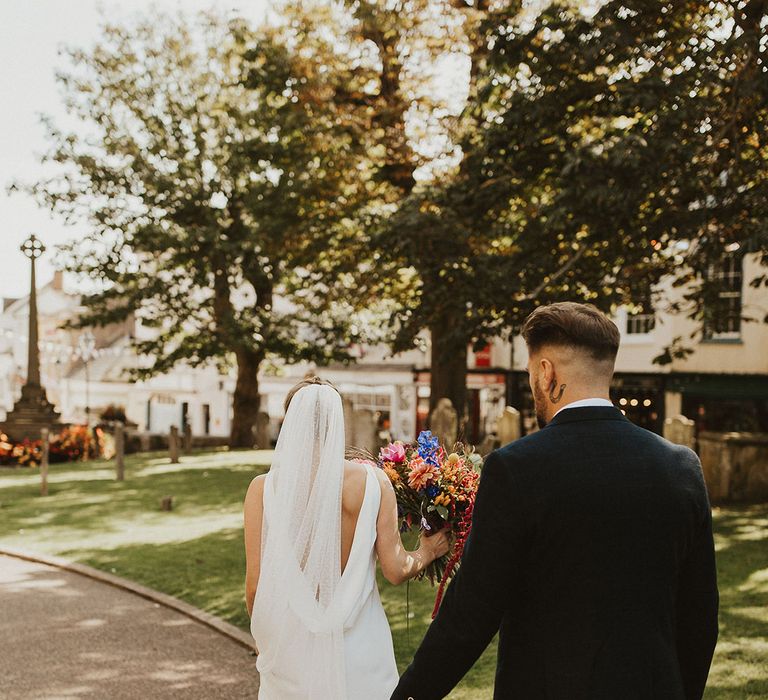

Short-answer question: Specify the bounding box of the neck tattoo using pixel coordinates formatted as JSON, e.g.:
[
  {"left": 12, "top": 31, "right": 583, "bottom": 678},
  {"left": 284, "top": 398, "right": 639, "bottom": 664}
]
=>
[{"left": 549, "top": 383, "right": 566, "bottom": 404}]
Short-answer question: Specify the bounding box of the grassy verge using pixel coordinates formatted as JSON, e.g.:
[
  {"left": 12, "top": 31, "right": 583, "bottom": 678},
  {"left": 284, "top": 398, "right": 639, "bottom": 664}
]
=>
[{"left": 0, "top": 450, "right": 765, "bottom": 698}]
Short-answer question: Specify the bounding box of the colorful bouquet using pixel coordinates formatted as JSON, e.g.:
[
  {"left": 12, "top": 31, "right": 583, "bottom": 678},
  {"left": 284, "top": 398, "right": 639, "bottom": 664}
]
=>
[{"left": 375, "top": 430, "right": 482, "bottom": 617}]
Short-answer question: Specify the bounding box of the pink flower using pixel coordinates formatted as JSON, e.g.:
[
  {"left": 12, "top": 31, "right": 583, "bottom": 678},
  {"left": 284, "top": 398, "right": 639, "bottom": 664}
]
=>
[
  {"left": 407, "top": 457, "right": 439, "bottom": 490},
  {"left": 380, "top": 442, "right": 406, "bottom": 463}
]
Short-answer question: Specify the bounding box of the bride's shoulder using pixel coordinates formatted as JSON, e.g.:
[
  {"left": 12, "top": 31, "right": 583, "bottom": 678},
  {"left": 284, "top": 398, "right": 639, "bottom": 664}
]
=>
[
  {"left": 343, "top": 459, "right": 386, "bottom": 484},
  {"left": 244, "top": 473, "right": 267, "bottom": 504},
  {"left": 343, "top": 459, "right": 369, "bottom": 481}
]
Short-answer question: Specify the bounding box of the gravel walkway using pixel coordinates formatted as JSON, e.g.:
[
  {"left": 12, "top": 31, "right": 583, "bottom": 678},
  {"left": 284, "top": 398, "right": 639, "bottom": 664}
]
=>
[{"left": 0, "top": 555, "right": 259, "bottom": 699}]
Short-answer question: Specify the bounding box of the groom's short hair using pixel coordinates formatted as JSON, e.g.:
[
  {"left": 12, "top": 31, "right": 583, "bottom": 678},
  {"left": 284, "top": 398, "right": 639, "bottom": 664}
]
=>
[{"left": 521, "top": 302, "right": 620, "bottom": 362}]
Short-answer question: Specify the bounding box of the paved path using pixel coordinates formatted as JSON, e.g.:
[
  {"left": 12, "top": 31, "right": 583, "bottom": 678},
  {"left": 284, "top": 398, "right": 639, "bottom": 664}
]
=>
[{"left": 0, "top": 555, "right": 259, "bottom": 699}]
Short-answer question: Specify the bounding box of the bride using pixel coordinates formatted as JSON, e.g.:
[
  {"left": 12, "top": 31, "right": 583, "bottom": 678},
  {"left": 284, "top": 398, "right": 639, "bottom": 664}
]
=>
[{"left": 244, "top": 377, "right": 450, "bottom": 700}]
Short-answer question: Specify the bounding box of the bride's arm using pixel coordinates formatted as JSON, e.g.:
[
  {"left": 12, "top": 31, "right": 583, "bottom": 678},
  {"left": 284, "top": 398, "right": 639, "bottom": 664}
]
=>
[
  {"left": 373, "top": 469, "right": 450, "bottom": 586},
  {"left": 243, "top": 474, "right": 267, "bottom": 618}
]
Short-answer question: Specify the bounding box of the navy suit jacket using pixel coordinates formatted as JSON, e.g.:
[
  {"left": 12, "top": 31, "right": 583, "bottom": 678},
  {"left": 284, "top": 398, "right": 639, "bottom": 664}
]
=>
[{"left": 392, "top": 406, "right": 718, "bottom": 700}]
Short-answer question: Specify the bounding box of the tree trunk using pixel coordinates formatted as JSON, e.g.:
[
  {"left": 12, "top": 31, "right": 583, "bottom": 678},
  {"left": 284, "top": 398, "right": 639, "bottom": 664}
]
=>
[
  {"left": 229, "top": 347, "right": 263, "bottom": 448},
  {"left": 428, "top": 320, "right": 468, "bottom": 421}
]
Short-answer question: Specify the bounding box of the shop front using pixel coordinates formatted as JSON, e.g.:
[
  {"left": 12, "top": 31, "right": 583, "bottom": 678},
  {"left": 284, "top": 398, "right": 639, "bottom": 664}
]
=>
[{"left": 668, "top": 373, "right": 768, "bottom": 434}]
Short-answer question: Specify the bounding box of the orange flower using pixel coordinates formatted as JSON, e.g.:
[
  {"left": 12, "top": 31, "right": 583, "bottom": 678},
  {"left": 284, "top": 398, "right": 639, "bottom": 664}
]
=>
[
  {"left": 434, "top": 493, "right": 451, "bottom": 507},
  {"left": 408, "top": 457, "right": 439, "bottom": 490},
  {"left": 383, "top": 462, "right": 401, "bottom": 484}
]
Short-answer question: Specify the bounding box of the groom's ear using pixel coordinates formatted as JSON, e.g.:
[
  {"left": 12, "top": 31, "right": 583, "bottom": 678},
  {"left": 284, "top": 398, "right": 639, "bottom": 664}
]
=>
[{"left": 539, "top": 355, "right": 556, "bottom": 388}]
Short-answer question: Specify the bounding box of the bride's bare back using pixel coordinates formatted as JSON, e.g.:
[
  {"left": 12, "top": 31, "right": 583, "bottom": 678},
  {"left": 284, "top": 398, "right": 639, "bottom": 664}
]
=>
[
  {"left": 341, "top": 460, "right": 368, "bottom": 571},
  {"left": 244, "top": 459, "right": 449, "bottom": 617}
]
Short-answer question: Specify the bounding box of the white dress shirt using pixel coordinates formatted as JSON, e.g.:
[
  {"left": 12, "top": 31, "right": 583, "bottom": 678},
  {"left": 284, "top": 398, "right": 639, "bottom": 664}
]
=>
[{"left": 553, "top": 397, "right": 614, "bottom": 418}]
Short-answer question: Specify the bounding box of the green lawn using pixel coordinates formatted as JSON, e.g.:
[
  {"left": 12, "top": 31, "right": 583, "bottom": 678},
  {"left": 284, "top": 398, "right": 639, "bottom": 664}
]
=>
[{"left": 0, "top": 450, "right": 765, "bottom": 699}]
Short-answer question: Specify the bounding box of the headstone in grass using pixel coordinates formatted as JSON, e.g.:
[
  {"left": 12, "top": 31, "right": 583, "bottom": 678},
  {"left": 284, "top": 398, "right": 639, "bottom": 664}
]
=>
[
  {"left": 663, "top": 415, "right": 695, "bottom": 449},
  {"left": 169, "top": 425, "right": 180, "bottom": 464},
  {"left": 255, "top": 411, "right": 270, "bottom": 449},
  {"left": 115, "top": 422, "right": 125, "bottom": 481},
  {"left": 429, "top": 398, "right": 458, "bottom": 449},
  {"left": 342, "top": 396, "right": 355, "bottom": 447},
  {"left": 352, "top": 409, "right": 378, "bottom": 456},
  {"left": 497, "top": 407, "right": 522, "bottom": 446},
  {"left": 160, "top": 495, "right": 174, "bottom": 511},
  {"left": 40, "top": 427, "right": 49, "bottom": 496}
]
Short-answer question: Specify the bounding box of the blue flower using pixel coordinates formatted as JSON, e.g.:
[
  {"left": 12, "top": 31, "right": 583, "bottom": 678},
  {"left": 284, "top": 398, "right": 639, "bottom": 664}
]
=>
[
  {"left": 426, "top": 484, "right": 440, "bottom": 499},
  {"left": 417, "top": 431, "right": 439, "bottom": 454},
  {"left": 417, "top": 431, "right": 440, "bottom": 465}
]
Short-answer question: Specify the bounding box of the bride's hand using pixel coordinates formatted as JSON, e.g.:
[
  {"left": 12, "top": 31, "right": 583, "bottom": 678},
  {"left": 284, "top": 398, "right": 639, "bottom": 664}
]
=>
[{"left": 419, "top": 528, "right": 451, "bottom": 563}]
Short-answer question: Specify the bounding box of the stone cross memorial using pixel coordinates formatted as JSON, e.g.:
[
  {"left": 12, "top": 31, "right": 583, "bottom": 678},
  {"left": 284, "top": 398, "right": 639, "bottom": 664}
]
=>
[{"left": 1, "top": 235, "right": 60, "bottom": 440}]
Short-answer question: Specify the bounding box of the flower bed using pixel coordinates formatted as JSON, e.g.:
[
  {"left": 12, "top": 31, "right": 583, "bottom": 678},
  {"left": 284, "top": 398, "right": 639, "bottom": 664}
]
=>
[{"left": 0, "top": 425, "right": 108, "bottom": 466}]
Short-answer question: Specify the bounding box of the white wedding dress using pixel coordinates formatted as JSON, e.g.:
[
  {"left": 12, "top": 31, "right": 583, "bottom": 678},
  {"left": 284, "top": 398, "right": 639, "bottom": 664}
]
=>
[{"left": 250, "top": 385, "right": 399, "bottom": 700}]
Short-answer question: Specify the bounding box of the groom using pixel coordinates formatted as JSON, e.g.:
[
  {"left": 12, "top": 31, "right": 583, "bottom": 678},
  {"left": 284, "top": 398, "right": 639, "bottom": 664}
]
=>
[{"left": 392, "top": 302, "right": 718, "bottom": 700}]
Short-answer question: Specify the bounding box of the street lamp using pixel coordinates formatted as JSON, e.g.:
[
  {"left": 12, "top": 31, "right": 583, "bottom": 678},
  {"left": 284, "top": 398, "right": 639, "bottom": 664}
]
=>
[{"left": 78, "top": 330, "right": 96, "bottom": 426}]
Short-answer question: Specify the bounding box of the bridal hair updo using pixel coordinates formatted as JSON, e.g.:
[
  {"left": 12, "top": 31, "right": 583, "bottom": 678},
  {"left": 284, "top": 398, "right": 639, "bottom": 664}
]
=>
[
  {"left": 521, "top": 302, "right": 620, "bottom": 363},
  {"left": 283, "top": 376, "right": 341, "bottom": 413}
]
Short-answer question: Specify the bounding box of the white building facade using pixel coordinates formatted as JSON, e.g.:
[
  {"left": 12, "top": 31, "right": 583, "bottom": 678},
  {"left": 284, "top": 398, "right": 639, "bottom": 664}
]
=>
[{"left": 3, "top": 252, "right": 765, "bottom": 446}]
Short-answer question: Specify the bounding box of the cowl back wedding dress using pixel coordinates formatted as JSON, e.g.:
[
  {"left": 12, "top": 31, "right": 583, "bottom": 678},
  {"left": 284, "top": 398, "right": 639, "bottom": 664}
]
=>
[{"left": 250, "top": 384, "right": 399, "bottom": 699}]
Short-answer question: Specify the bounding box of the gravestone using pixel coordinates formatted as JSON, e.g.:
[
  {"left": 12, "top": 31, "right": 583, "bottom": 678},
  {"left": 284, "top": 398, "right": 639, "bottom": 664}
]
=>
[
  {"left": 160, "top": 496, "right": 174, "bottom": 511},
  {"left": 477, "top": 434, "right": 497, "bottom": 457},
  {"left": 352, "top": 409, "right": 378, "bottom": 456},
  {"left": 497, "top": 407, "right": 522, "bottom": 446},
  {"left": 169, "top": 425, "right": 180, "bottom": 464},
  {"left": 255, "top": 411, "right": 271, "bottom": 449},
  {"left": 663, "top": 414, "right": 695, "bottom": 449},
  {"left": 429, "top": 398, "right": 458, "bottom": 448},
  {"left": 40, "top": 427, "right": 49, "bottom": 497},
  {"left": 342, "top": 396, "right": 356, "bottom": 447},
  {"left": 183, "top": 424, "right": 193, "bottom": 454},
  {"left": 115, "top": 422, "right": 125, "bottom": 482}
]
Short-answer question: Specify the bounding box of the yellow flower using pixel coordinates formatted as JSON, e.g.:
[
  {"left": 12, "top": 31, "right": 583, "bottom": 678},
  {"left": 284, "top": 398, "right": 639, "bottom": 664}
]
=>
[
  {"left": 383, "top": 462, "right": 401, "bottom": 484},
  {"left": 434, "top": 493, "right": 451, "bottom": 507}
]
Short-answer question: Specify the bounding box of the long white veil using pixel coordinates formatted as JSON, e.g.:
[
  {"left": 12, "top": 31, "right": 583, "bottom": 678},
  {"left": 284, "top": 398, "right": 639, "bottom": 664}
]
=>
[{"left": 252, "top": 383, "right": 347, "bottom": 699}]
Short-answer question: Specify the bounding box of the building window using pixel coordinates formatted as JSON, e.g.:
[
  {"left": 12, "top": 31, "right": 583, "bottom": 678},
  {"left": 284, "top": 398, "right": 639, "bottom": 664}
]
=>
[
  {"left": 703, "top": 253, "right": 743, "bottom": 340},
  {"left": 350, "top": 391, "right": 392, "bottom": 434},
  {"left": 202, "top": 404, "right": 210, "bottom": 435},
  {"left": 625, "top": 291, "right": 656, "bottom": 336},
  {"left": 351, "top": 391, "right": 391, "bottom": 413},
  {"left": 626, "top": 312, "right": 656, "bottom": 335}
]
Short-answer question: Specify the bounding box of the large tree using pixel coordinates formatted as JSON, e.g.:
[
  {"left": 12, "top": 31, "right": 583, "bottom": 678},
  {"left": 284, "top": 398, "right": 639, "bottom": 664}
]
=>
[
  {"left": 341, "top": 0, "right": 635, "bottom": 417},
  {"left": 365, "top": 0, "right": 768, "bottom": 419},
  {"left": 469, "top": 0, "right": 768, "bottom": 358},
  {"left": 338, "top": 0, "right": 502, "bottom": 417},
  {"left": 17, "top": 10, "right": 375, "bottom": 446}
]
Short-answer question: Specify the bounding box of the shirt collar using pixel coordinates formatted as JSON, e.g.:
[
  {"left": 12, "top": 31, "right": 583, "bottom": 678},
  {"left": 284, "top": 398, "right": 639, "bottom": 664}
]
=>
[{"left": 553, "top": 398, "right": 614, "bottom": 418}]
